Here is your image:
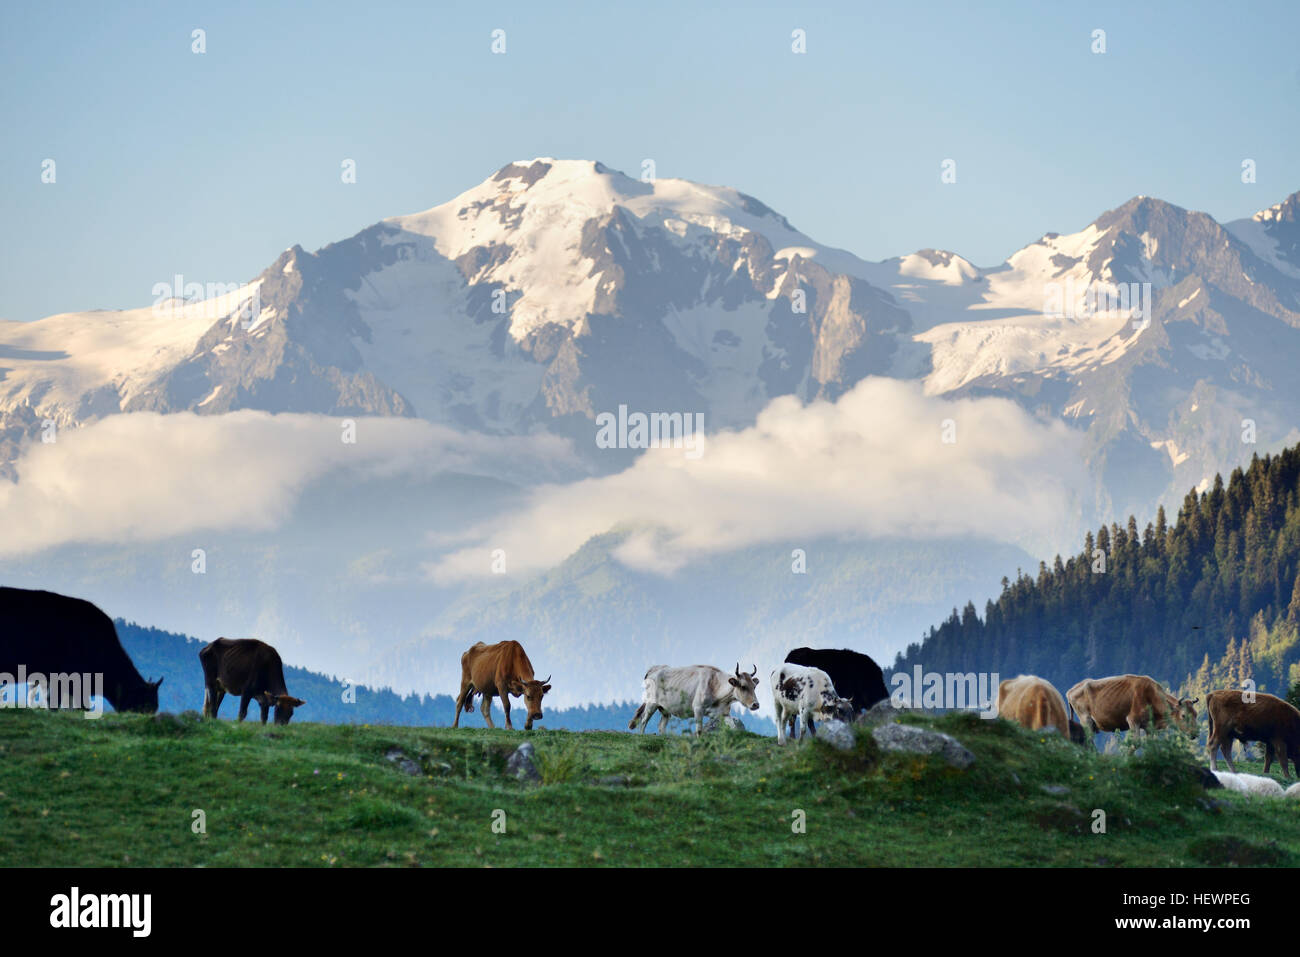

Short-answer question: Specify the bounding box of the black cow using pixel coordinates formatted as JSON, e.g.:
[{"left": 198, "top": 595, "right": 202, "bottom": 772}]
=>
[
  {"left": 784, "top": 647, "right": 888, "bottom": 716},
  {"left": 200, "top": 638, "right": 305, "bottom": 725},
  {"left": 0, "top": 586, "right": 161, "bottom": 712}
]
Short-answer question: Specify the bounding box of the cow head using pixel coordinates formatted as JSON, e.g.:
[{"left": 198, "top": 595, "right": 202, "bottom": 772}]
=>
[
  {"left": 118, "top": 677, "right": 163, "bottom": 714},
  {"left": 1172, "top": 696, "right": 1199, "bottom": 736},
  {"left": 259, "top": 693, "right": 306, "bottom": 725},
  {"left": 820, "top": 693, "right": 856, "bottom": 724},
  {"left": 520, "top": 676, "right": 551, "bottom": 730},
  {"left": 728, "top": 663, "right": 761, "bottom": 711}
]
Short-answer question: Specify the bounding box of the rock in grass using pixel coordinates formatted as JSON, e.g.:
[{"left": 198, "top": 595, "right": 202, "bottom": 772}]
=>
[
  {"left": 506, "top": 741, "right": 540, "bottom": 783},
  {"left": 383, "top": 747, "right": 421, "bottom": 776},
  {"left": 815, "top": 718, "right": 856, "bottom": 751},
  {"left": 705, "top": 715, "right": 745, "bottom": 733},
  {"left": 871, "top": 722, "right": 975, "bottom": 770},
  {"left": 1197, "top": 766, "right": 1223, "bottom": 790},
  {"left": 857, "top": 700, "right": 900, "bottom": 727}
]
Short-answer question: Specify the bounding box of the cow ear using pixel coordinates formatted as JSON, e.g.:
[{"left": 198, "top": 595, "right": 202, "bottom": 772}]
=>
[
  {"left": 289, "top": 697, "right": 305, "bottom": 707},
  {"left": 728, "top": 677, "right": 738, "bottom": 687},
  {"left": 542, "top": 685, "right": 551, "bottom": 694}
]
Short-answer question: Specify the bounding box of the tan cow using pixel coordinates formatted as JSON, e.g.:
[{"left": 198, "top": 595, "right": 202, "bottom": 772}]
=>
[
  {"left": 1206, "top": 689, "right": 1300, "bottom": 777},
  {"left": 997, "top": 675, "right": 1071, "bottom": 736},
  {"left": 452, "top": 640, "right": 551, "bottom": 731},
  {"left": 1066, "top": 674, "right": 1197, "bottom": 745}
]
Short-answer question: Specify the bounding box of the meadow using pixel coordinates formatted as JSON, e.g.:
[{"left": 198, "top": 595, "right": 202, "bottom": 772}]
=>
[{"left": 2, "top": 708, "right": 1298, "bottom": 867}]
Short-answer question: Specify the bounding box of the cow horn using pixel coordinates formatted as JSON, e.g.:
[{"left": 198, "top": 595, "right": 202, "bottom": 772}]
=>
[
  {"left": 734, "top": 662, "right": 742, "bottom": 677},
  {"left": 541, "top": 675, "right": 551, "bottom": 684},
  {"left": 750, "top": 663, "right": 758, "bottom": 678}
]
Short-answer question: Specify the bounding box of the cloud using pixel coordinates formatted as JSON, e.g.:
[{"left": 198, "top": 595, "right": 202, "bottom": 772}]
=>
[
  {"left": 0, "top": 411, "right": 578, "bottom": 557},
  {"left": 427, "top": 377, "right": 1087, "bottom": 582}
]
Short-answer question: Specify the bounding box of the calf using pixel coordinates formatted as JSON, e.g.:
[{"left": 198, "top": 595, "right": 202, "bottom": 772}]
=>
[
  {"left": 784, "top": 647, "right": 888, "bottom": 715},
  {"left": 629, "top": 663, "right": 760, "bottom": 735},
  {"left": 199, "top": 638, "right": 305, "bottom": 725},
  {"left": 452, "top": 640, "right": 550, "bottom": 731},
  {"left": 771, "top": 663, "right": 854, "bottom": 744},
  {"left": 1206, "top": 689, "right": 1300, "bottom": 778}
]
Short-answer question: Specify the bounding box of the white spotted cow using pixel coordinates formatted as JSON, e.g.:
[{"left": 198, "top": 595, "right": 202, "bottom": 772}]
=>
[
  {"left": 629, "top": 663, "right": 761, "bottom": 735},
  {"left": 771, "top": 662, "right": 855, "bottom": 744}
]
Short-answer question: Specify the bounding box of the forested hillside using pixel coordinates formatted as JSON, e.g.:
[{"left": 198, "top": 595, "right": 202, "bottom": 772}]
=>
[{"left": 895, "top": 447, "right": 1300, "bottom": 700}]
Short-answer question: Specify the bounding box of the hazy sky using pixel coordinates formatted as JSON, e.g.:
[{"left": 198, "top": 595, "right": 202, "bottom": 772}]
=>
[{"left": 2, "top": 0, "right": 1297, "bottom": 322}]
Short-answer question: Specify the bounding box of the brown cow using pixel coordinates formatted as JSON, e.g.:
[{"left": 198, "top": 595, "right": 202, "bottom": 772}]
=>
[
  {"left": 1065, "top": 674, "right": 1197, "bottom": 745},
  {"left": 452, "top": 640, "right": 551, "bottom": 731},
  {"left": 997, "top": 675, "right": 1076, "bottom": 740},
  {"left": 1206, "top": 689, "right": 1300, "bottom": 777},
  {"left": 199, "top": 638, "right": 305, "bottom": 725}
]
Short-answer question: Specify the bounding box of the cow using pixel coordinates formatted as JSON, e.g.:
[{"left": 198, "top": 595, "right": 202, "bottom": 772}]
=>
[
  {"left": 1205, "top": 689, "right": 1300, "bottom": 778},
  {"left": 770, "top": 663, "right": 854, "bottom": 744},
  {"left": 629, "top": 663, "right": 760, "bottom": 735},
  {"left": 784, "top": 647, "right": 888, "bottom": 716},
  {"left": 452, "top": 640, "right": 550, "bottom": 731},
  {"left": 1, "top": 586, "right": 161, "bottom": 713},
  {"left": 1065, "top": 674, "right": 1197, "bottom": 746},
  {"left": 997, "top": 675, "right": 1079, "bottom": 742},
  {"left": 199, "top": 638, "right": 305, "bottom": 725}
]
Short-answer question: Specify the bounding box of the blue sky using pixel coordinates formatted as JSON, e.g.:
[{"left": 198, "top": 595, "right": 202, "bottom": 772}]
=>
[{"left": 2, "top": 0, "right": 1297, "bottom": 321}]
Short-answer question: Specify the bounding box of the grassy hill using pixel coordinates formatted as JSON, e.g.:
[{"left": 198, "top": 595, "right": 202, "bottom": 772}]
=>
[{"left": 3, "top": 708, "right": 1298, "bottom": 867}]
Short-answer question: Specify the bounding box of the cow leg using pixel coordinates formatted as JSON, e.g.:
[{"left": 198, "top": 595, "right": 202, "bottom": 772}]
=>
[
  {"left": 480, "top": 691, "right": 495, "bottom": 729},
  {"left": 501, "top": 691, "right": 513, "bottom": 730},
  {"left": 259, "top": 698, "right": 270, "bottom": 724},
  {"left": 452, "top": 680, "right": 473, "bottom": 728},
  {"left": 237, "top": 693, "right": 252, "bottom": 722},
  {"left": 1221, "top": 738, "right": 1239, "bottom": 774},
  {"left": 657, "top": 710, "right": 670, "bottom": 735},
  {"left": 640, "top": 706, "right": 658, "bottom": 734},
  {"left": 693, "top": 702, "right": 705, "bottom": 736}
]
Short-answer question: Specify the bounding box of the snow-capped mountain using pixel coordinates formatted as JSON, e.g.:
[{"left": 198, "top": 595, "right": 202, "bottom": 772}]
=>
[{"left": 3, "top": 158, "right": 1300, "bottom": 514}]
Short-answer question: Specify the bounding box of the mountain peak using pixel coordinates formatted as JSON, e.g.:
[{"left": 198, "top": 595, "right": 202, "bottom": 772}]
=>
[{"left": 1253, "top": 190, "right": 1300, "bottom": 225}]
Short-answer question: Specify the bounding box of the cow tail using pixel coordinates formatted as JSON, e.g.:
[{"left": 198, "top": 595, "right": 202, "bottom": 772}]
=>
[{"left": 629, "top": 703, "right": 646, "bottom": 730}]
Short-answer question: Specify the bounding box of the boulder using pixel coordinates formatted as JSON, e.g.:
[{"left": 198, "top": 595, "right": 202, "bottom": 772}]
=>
[
  {"left": 506, "top": 741, "right": 540, "bottom": 783},
  {"left": 705, "top": 715, "right": 745, "bottom": 733},
  {"left": 857, "top": 700, "right": 901, "bottom": 727},
  {"left": 871, "top": 722, "right": 975, "bottom": 769},
  {"left": 383, "top": 747, "right": 421, "bottom": 777},
  {"left": 815, "top": 718, "right": 856, "bottom": 751}
]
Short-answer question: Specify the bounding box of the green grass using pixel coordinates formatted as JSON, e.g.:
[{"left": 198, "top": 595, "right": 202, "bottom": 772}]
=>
[{"left": 2, "top": 708, "right": 1299, "bottom": 866}]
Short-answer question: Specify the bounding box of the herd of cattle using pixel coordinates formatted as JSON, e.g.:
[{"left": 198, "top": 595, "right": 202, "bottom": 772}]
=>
[{"left": 5, "top": 585, "right": 1300, "bottom": 777}]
